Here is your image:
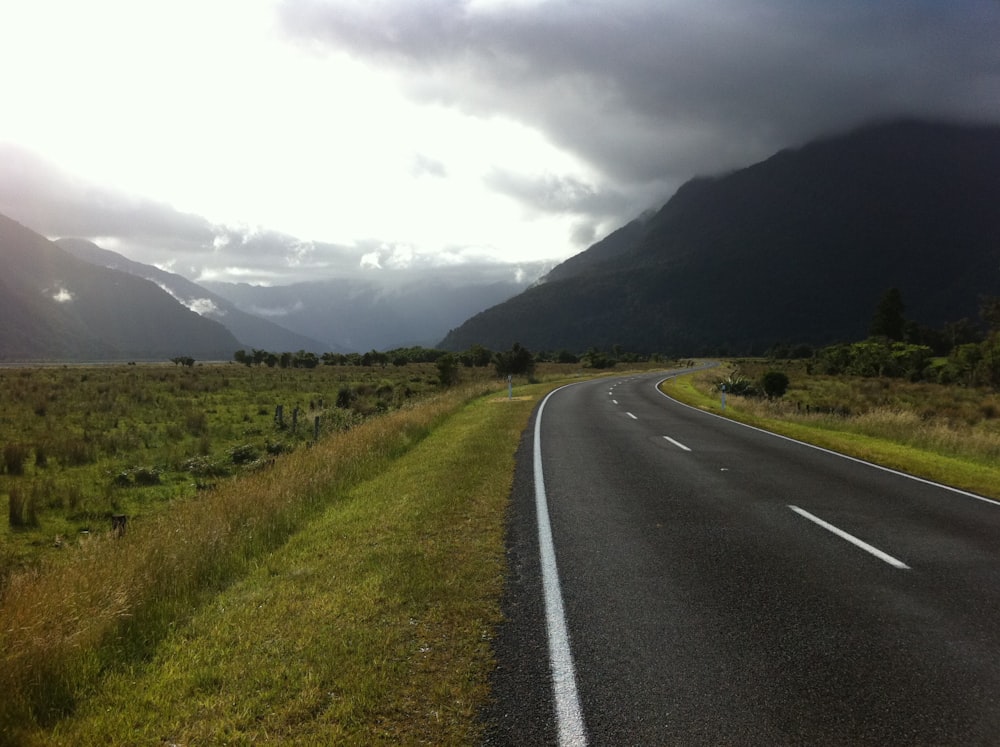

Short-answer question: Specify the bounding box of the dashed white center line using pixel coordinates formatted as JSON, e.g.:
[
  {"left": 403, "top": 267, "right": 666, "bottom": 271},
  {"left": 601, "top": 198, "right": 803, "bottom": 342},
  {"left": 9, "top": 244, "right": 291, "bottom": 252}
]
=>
[
  {"left": 611, "top": 400, "right": 619, "bottom": 405},
  {"left": 789, "top": 505, "right": 910, "bottom": 569},
  {"left": 626, "top": 412, "right": 638, "bottom": 420},
  {"left": 662, "top": 435, "right": 692, "bottom": 452}
]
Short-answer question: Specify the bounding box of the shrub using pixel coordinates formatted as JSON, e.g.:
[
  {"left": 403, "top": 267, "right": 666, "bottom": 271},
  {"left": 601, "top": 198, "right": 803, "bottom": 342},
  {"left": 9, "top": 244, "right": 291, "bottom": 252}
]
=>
[
  {"left": 336, "top": 386, "right": 356, "bottom": 409},
  {"left": 183, "top": 456, "right": 231, "bottom": 478},
  {"left": 3, "top": 443, "right": 29, "bottom": 476},
  {"left": 8, "top": 487, "right": 25, "bottom": 527},
  {"left": 717, "top": 374, "right": 756, "bottom": 396},
  {"left": 229, "top": 444, "right": 259, "bottom": 465},
  {"left": 760, "top": 370, "right": 790, "bottom": 398},
  {"left": 133, "top": 467, "right": 162, "bottom": 486}
]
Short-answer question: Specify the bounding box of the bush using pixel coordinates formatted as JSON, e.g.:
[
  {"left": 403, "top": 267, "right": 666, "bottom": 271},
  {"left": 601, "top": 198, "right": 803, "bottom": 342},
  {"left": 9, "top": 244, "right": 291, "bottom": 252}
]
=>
[
  {"left": 229, "top": 444, "right": 259, "bottom": 465},
  {"left": 8, "top": 487, "right": 25, "bottom": 527},
  {"left": 716, "top": 374, "right": 756, "bottom": 396},
  {"left": 436, "top": 354, "right": 460, "bottom": 387},
  {"left": 183, "top": 456, "right": 231, "bottom": 478},
  {"left": 3, "top": 443, "right": 29, "bottom": 476},
  {"left": 493, "top": 343, "right": 536, "bottom": 378},
  {"left": 133, "top": 467, "right": 162, "bottom": 486},
  {"left": 760, "top": 371, "right": 790, "bottom": 398}
]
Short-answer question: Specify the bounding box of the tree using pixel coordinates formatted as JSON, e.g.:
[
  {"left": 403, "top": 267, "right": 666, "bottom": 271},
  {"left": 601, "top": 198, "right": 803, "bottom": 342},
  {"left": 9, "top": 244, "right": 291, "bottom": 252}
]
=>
[
  {"left": 980, "top": 296, "right": 1000, "bottom": 334},
  {"left": 581, "top": 347, "right": 615, "bottom": 369},
  {"left": 493, "top": 343, "right": 535, "bottom": 378},
  {"left": 465, "top": 344, "right": 493, "bottom": 367},
  {"left": 436, "top": 353, "right": 460, "bottom": 387},
  {"left": 870, "top": 288, "right": 906, "bottom": 341},
  {"left": 760, "top": 370, "right": 790, "bottom": 398}
]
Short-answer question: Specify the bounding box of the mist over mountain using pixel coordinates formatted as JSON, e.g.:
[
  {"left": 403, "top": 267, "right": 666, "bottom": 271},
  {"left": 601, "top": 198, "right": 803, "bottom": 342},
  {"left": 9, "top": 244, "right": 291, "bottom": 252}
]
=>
[
  {"left": 440, "top": 120, "right": 1000, "bottom": 355},
  {"left": 0, "top": 214, "right": 241, "bottom": 361},
  {"left": 55, "top": 238, "right": 329, "bottom": 353},
  {"left": 0, "top": 210, "right": 539, "bottom": 361},
  {"left": 204, "top": 267, "right": 538, "bottom": 352}
]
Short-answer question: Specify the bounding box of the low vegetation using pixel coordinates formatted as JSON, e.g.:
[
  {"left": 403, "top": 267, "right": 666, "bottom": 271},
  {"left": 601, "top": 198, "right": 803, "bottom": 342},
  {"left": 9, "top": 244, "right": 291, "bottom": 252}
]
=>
[
  {"left": 0, "top": 354, "right": 628, "bottom": 742},
  {"left": 0, "top": 362, "right": 556, "bottom": 740},
  {"left": 0, "top": 361, "right": 483, "bottom": 577},
  {"left": 663, "top": 360, "right": 1000, "bottom": 500},
  {"left": 6, "top": 333, "right": 997, "bottom": 742}
]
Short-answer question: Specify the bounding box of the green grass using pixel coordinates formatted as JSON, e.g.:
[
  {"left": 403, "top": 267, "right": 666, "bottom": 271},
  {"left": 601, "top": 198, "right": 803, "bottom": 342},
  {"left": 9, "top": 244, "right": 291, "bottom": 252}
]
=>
[
  {"left": 4, "top": 378, "right": 558, "bottom": 745},
  {"left": 0, "top": 363, "right": 478, "bottom": 579},
  {"left": 661, "top": 364, "right": 1000, "bottom": 501}
]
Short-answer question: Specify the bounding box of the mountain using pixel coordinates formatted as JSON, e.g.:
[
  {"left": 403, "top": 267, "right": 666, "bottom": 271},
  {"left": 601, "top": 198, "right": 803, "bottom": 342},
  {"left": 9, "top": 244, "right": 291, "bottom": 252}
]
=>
[
  {"left": 0, "top": 214, "right": 242, "bottom": 361},
  {"left": 55, "top": 238, "right": 329, "bottom": 353},
  {"left": 439, "top": 120, "right": 1000, "bottom": 355},
  {"left": 204, "top": 270, "right": 534, "bottom": 352}
]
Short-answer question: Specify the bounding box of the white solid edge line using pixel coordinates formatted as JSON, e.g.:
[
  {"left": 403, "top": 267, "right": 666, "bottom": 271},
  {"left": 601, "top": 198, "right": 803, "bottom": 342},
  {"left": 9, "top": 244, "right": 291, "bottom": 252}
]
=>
[
  {"left": 789, "top": 505, "right": 910, "bottom": 569},
  {"left": 663, "top": 435, "right": 692, "bottom": 452},
  {"left": 653, "top": 375, "right": 1000, "bottom": 508},
  {"left": 535, "top": 385, "right": 589, "bottom": 746}
]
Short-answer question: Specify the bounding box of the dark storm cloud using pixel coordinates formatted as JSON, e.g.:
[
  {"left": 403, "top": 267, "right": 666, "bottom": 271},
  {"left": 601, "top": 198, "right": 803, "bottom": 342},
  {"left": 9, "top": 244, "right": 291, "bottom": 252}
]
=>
[
  {"left": 483, "top": 169, "right": 630, "bottom": 217},
  {"left": 280, "top": 0, "right": 1000, "bottom": 193}
]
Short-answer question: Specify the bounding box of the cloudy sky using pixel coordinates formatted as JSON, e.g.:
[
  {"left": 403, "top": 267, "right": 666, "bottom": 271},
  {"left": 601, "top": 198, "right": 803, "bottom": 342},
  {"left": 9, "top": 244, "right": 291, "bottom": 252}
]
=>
[{"left": 1, "top": 0, "right": 999, "bottom": 286}]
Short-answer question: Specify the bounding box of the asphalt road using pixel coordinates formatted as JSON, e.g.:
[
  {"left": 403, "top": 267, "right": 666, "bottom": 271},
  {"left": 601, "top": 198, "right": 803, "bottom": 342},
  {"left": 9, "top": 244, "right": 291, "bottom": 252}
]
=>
[{"left": 482, "top": 370, "right": 1000, "bottom": 746}]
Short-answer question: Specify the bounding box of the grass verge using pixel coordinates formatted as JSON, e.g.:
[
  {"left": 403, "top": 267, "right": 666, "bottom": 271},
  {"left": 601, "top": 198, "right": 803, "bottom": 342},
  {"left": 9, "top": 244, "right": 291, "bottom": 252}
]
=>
[
  {"left": 12, "top": 384, "right": 545, "bottom": 745},
  {"left": 660, "top": 367, "right": 1000, "bottom": 501}
]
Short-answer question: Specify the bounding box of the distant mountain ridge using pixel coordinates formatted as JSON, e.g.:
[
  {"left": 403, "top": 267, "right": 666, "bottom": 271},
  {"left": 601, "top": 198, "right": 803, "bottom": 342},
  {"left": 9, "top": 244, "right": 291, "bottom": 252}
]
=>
[
  {"left": 440, "top": 120, "right": 1000, "bottom": 354},
  {"left": 0, "top": 214, "right": 241, "bottom": 361},
  {"left": 55, "top": 238, "right": 329, "bottom": 354},
  {"left": 0, "top": 210, "right": 537, "bottom": 361},
  {"left": 203, "top": 271, "right": 534, "bottom": 352}
]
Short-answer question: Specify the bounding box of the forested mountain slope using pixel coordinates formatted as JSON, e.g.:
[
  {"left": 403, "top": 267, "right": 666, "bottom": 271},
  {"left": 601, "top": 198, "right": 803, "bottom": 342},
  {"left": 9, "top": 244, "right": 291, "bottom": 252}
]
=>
[
  {"left": 440, "top": 120, "right": 1000, "bottom": 355},
  {"left": 0, "top": 214, "right": 241, "bottom": 360}
]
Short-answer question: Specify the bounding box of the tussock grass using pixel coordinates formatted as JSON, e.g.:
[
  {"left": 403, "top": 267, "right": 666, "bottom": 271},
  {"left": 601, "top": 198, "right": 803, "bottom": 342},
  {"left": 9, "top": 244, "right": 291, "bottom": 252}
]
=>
[{"left": 0, "top": 381, "right": 498, "bottom": 742}]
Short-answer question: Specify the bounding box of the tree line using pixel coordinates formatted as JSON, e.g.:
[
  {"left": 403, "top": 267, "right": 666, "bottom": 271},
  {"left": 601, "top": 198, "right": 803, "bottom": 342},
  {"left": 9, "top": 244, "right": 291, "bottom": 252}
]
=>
[
  {"left": 784, "top": 289, "right": 1000, "bottom": 388},
  {"left": 230, "top": 342, "right": 668, "bottom": 387}
]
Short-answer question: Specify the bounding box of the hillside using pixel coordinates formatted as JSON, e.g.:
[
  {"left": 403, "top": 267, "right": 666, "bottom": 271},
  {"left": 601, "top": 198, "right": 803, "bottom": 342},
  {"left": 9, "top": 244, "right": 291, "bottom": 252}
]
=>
[
  {"left": 55, "top": 238, "right": 329, "bottom": 353},
  {"left": 204, "top": 270, "right": 533, "bottom": 352},
  {"left": 0, "top": 214, "right": 242, "bottom": 361},
  {"left": 440, "top": 120, "right": 1000, "bottom": 354}
]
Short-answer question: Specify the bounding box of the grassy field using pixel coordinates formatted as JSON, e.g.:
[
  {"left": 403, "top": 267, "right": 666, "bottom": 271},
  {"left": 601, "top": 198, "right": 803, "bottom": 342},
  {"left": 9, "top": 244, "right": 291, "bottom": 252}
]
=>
[
  {"left": 17, "top": 384, "right": 543, "bottom": 745},
  {"left": 0, "top": 361, "right": 608, "bottom": 744},
  {"left": 0, "top": 362, "right": 474, "bottom": 577},
  {"left": 662, "top": 361, "right": 1000, "bottom": 501},
  {"left": 5, "top": 358, "right": 997, "bottom": 743}
]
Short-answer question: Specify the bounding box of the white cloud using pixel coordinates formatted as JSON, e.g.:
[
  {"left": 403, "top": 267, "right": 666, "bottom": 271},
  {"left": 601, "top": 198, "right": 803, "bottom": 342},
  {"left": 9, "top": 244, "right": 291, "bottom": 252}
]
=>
[
  {"left": 188, "top": 298, "right": 223, "bottom": 316},
  {"left": 50, "top": 287, "right": 74, "bottom": 303},
  {"left": 360, "top": 252, "right": 382, "bottom": 270},
  {"left": 249, "top": 301, "right": 305, "bottom": 318}
]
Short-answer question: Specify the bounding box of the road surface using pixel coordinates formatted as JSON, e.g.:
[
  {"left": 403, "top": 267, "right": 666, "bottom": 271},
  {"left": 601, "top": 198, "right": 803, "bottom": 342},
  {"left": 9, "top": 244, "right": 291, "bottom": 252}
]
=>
[{"left": 483, "top": 370, "right": 1000, "bottom": 745}]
